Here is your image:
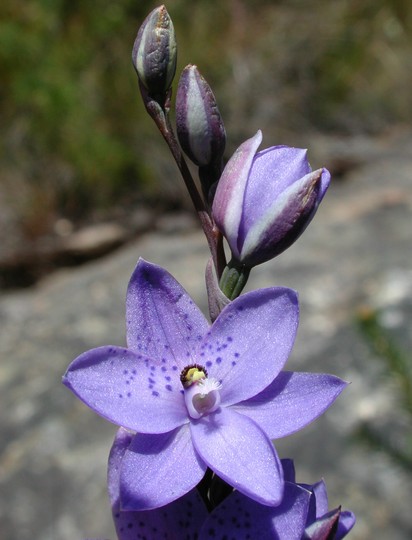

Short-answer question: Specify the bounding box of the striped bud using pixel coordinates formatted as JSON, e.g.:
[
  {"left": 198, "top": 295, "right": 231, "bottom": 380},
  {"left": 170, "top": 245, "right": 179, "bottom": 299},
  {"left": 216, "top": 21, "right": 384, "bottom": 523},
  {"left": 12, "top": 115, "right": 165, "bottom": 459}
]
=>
[
  {"left": 176, "top": 65, "right": 226, "bottom": 168},
  {"left": 132, "top": 6, "right": 177, "bottom": 97}
]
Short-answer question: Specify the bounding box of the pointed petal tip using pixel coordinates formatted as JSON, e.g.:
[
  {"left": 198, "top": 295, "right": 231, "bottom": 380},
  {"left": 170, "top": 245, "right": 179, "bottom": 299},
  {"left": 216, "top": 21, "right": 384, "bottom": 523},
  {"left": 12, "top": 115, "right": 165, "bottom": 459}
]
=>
[{"left": 253, "top": 129, "right": 263, "bottom": 145}]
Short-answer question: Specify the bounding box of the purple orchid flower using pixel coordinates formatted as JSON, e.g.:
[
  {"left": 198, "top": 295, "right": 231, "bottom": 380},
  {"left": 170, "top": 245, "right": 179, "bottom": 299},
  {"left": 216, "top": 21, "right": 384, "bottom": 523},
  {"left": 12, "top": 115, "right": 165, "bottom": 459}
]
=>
[
  {"left": 212, "top": 130, "right": 331, "bottom": 268},
  {"left": 63, "top": 259, "right": 346, "bottom": 511},
  {"left": 108, "top": 428, "right": 311, "bottom": 540},
  {"left": 105, "top": 432, "right": 353, "bottom": 540},
  {"left": 282, "top": 459, "right": 356, "bottom": 540}
]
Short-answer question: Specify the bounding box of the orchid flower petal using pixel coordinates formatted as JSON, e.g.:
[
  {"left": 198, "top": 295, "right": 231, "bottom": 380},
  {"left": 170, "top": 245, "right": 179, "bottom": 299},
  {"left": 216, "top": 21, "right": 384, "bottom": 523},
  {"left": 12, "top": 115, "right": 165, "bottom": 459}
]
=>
[
  {"left": 240, "top": 168, "right": 330, "bottom": 264},
  {"left": 126, "top": 259, "right": 209, "bottom": 365},
  {"left": 120, "top": 425, "right": 206, "bottom": 511},
  {"left": 108, "top": 429, "right": 207, "bottom": 540},
  {"left": 199, "top": 482, "right": 310, "bottom": 540},
  {"left": 191, "top": 408, "right": 283, "bottom": 506},
  {"left": 281, "top": 458, "right": 296, "bottom": 483},
  {"left": 200, "top": 288, "right": 299, "bottom": 406},
  {"left": 336, "top": 510, "right": 357, "bottom": 539},
  {"left": 312, "top": 480, "right": 329, "bottom": 518},
  {"left": 212, "top": 131, "right": 262, "bottom": 259},
  {"left": 241, "top": 146, "right": 311, "bottom": 232},
  {"left": 63, "top": 345, "right": 188, "bottom": 433},
  {"left": 108, "top": 428, "right": 134, "bottom": 510},
  {"left": 233, "top": 372, "right": 347, "bottom": 439}
]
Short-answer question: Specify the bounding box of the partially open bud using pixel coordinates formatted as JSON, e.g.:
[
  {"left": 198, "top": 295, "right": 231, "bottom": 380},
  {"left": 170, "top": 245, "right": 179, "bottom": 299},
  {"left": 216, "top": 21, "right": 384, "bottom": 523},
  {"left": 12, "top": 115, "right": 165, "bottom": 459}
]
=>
[
  {"left": 132, "top": 5, "right": 177, "bottom": 98},
  {"left": 213, "top": 130, "right": 331, "bottom": 269},
  {"left": 176, "top": 65, "right": 226, "bottom": 168}
]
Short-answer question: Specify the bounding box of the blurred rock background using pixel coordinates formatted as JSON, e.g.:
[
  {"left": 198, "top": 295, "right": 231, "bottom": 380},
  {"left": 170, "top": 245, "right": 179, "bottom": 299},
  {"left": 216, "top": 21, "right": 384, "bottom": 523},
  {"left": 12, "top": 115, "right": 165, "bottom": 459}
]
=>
[{"left": 1, "top": 0, "right": 412, "bottom": 539}]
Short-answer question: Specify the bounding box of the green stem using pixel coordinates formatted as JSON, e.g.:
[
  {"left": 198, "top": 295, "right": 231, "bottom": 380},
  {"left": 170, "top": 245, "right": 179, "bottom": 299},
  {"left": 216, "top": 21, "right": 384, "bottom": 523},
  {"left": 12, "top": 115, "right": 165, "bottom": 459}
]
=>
[{"left": 140, "top": 81, "right": 224, "bottom": 275}]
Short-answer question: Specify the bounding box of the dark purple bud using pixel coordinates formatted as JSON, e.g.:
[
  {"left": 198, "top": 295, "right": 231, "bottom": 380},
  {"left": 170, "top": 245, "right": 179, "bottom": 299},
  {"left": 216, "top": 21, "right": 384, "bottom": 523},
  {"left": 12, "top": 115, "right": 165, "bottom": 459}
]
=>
[
  {"left": 176, "top": 65, "right": 226, "bottom": 168},
  {"left": 132, "top": 5, "right": 177, "bottom": 98}
]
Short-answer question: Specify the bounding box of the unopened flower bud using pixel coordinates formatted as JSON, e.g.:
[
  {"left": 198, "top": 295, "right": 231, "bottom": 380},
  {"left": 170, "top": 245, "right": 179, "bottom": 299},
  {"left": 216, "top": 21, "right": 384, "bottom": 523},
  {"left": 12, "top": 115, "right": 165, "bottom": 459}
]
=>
[
  {"left": 176, "top": 65, "right": 226, "bottom": 168},
  {"left": 132, "top": 5, "right": 177, "bottom": 98},
  {"left": 213, "top": 130, "right": 330, "bottom": 269}
]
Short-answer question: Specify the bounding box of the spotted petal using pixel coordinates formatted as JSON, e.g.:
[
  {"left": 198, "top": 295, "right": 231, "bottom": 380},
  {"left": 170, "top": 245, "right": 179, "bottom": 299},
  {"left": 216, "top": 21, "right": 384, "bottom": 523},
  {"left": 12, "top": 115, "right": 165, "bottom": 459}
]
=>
[
  {"left": 232, "top": 372, "right": 347, "bottom": 439},
  {"left": 120, "top": 425, "right": 207, "bottom": 510},
  {"left": 200, "top": 288, "right": 299, "bottom": 407},
  {"left": 108, "top": 428, "right": 207, "bottom": 539},
  {"left": 190, "top": 407, "right": 284, "bottom": 506},
  {"left": 199, "top": 482, "right": 310, "bottom": 540},
  {"left": 63, "top": 345, "right": 188, "bottom": 433},
  {"left": 126, "top": 259, "right": 209, "bottom": 365}
]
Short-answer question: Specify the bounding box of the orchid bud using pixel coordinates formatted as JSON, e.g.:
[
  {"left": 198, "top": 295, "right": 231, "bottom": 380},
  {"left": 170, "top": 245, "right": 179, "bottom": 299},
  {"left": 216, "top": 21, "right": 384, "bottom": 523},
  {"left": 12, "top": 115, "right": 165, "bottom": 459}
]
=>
[
  {"left": 132, "top": 5, "right": 177, "bottom": 98},
  {"left": 212, "top": 130, "right": 331, "bottom": 269},
  {"left": 176, "top": 65, "right": 226, "bottom": 168}
]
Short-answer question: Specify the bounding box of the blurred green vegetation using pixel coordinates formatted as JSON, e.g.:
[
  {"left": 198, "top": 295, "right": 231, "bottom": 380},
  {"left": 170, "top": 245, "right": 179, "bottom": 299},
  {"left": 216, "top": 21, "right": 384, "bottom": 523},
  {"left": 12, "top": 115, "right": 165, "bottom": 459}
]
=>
[
  {"left": 1, "top": 0, "right": 412, "bottom": 236},
  {"left": 356, "top": 308, "right": 412, "bottom": 472}
]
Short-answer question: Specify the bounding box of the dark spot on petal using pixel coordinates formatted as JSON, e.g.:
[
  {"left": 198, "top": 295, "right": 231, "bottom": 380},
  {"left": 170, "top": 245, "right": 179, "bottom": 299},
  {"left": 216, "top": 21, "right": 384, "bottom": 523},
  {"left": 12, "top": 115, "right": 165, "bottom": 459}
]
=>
[
  {"left": 165, "top": 384, "right": 172, "bottom": 391},
  {"left": 216, "top": 357, "right": 222, "bottom": 364},
  {"left": 152, "top": 391, "right": 159, "bottom": 397},
  {"left": 206, "top": 361, "right": 212, "bottom": 367}
]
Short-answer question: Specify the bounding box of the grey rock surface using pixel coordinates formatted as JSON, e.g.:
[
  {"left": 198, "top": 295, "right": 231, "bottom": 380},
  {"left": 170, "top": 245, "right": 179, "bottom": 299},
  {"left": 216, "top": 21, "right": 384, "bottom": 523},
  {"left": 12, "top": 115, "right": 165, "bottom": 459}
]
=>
[{"left": 1, "top": 130, "right": 412, "bottom": 539}]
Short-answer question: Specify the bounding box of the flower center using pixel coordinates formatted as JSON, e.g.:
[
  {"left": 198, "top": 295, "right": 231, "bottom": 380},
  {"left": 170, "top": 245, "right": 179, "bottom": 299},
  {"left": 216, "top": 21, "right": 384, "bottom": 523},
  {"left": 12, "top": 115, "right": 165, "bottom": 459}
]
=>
[{"left": 180, "top": 364, "right": 222, "bottom": 419}]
